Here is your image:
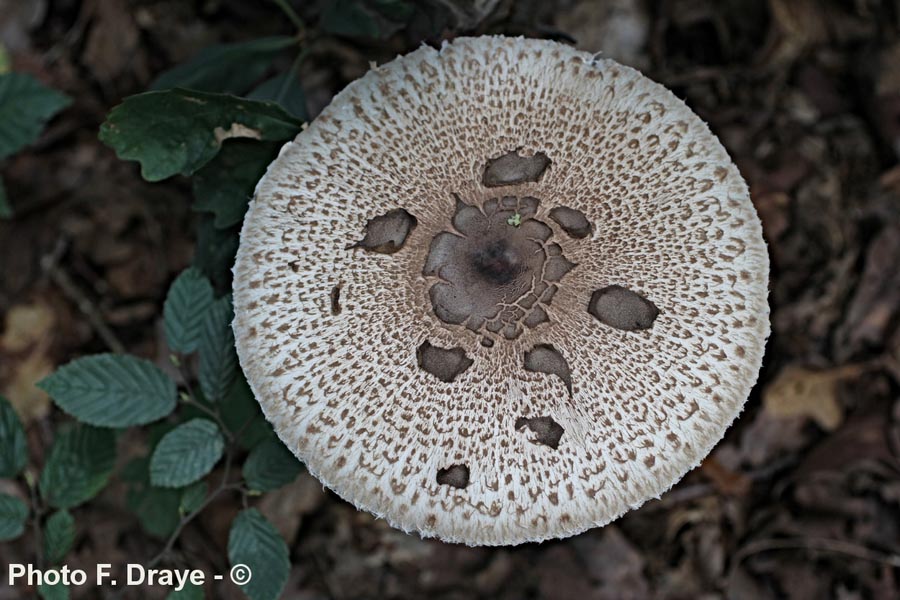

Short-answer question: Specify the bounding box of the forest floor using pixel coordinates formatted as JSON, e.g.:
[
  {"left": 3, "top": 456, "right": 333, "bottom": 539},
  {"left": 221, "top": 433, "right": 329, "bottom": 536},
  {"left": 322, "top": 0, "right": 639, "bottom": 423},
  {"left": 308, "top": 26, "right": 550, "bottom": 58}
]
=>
[{"left": 1, "top": 0, "right": 900, "bottom": 598}]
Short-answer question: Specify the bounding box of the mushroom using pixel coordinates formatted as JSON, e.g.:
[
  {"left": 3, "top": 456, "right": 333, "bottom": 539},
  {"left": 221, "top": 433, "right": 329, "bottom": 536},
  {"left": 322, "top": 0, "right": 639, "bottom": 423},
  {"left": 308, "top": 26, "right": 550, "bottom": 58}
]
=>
[{"left": 233, "top": 36, "right": 770, "bottom": 545}]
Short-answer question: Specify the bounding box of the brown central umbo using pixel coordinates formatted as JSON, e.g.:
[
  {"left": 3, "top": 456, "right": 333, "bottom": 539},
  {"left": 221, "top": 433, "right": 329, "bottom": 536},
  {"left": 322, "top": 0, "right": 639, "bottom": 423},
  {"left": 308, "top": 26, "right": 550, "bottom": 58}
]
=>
[{"left": 423, "top": 196, "right": 576, "bottom": 343}]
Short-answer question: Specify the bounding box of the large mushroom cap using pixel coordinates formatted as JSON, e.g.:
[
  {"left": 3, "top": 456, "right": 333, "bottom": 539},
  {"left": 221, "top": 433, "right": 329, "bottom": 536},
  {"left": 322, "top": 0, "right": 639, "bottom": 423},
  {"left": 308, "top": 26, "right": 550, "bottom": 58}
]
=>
[{"left": 233, "top": 36, "right": 770, "bottom": 546}]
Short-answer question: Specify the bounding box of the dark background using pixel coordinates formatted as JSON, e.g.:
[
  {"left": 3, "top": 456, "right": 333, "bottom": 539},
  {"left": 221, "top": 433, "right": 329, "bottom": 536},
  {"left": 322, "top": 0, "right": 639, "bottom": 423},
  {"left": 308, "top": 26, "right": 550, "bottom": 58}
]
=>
[{"left": 1, "top": 0, "right": 900, "bottom": 598}]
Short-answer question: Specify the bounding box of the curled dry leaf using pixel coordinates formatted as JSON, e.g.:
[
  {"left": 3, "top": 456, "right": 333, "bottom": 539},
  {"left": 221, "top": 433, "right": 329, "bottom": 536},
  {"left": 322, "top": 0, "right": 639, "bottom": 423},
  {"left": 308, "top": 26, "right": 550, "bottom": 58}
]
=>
[{"left": 762, "top": 364, "right": 868, "bottom": 431}]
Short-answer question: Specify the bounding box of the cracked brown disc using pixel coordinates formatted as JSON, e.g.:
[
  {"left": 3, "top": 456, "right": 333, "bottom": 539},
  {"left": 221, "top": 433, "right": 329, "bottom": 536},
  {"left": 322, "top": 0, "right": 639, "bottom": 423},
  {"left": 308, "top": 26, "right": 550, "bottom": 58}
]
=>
[{"left": 232, "top": 36, "right": 770, "bottom": 545}]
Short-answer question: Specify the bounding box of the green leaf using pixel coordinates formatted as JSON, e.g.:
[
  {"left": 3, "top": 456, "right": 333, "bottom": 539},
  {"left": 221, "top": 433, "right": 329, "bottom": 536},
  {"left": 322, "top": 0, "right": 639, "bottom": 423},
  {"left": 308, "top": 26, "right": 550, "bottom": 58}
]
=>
[
  {"left": 248, "top": 73, "right": 308, "bottom": 121},
  {"left": 221, "top": 376, "right": 273, "bottom": 450},
  {"left": 44, "top": 510, "right": 75, "bottom": 564},
  {"left": 192, "top": 140, "right": 279, "bottom": 229},
  {"left": 164, "top": 268, "right": 215, "bottom": 353},
  {"left": 150, "top": 419, "right": 224, "bottom": 488},
  {"left": 128, "top": 484, "right": 181, "bottom": 538},
  {"left": 166, "top": 582, "right": 204, "bottom": 599},
  {"left": 124, "top": 457, "right": 181, "bottom": 538},
  {"left": 0, "top": 493, "right": 28, "bottom": 541},
  {"left": 193, "top": 215, "right": 239, "bottom": 290},
  {"left": 199, "top": 295, "right": 237, "bottom": 403},
  {"left": 39, "top": 424, "right": 116, "bottom": 509},
  {"left": 152, "top": 37, "right": 297, "bottom": 95},
  {"left": 228, "top": 509, "right": 290, "bottom": 600},
  {"left": 37, "top": 354, "right": 177, "bottom": 428},
  {"left": 179, "top": 480, "right": 208, "bottom": 515},
  {"left": 320, "top": 0, "right": 413, "bottom": 38},
  {"left": 0, "top": 175, "right": 10, "bottom": 219},
  {"left": 99, "top": 89, "right": 302, "bottom": 182},
  {"left": 0, "top": 72, "right": 71, "bottom": 160},
  {"left": 243, "top": 439, "right": 302, "bottom": 492},
  {"left": 0, "top": 395, "right": 27, "bottom": 477},
  {"left": 38, "top": 580, "right": 69, "bottom": 600}
]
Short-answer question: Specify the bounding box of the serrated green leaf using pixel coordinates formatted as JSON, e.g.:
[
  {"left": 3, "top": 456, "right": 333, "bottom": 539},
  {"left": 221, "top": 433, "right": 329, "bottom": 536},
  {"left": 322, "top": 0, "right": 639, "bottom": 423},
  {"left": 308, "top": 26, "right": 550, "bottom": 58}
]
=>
[
  {"left": 38, "top": 580, "right": 69, "bottom": 600},
  {"left": 99, "top": 89, "right": 302, "bottom": 182},
  {"left": 179, "top": 480, "right": 208, "bottom": 515},
  {"left": 199, "top": 295, "right": 237, "bottom": 403},
  {"left": 192, "top": 140, "right": 279, "bottom": 229},
  {"left": 0, "top": 395, "right": 27, "bottom": 477},
  {"left": 228, "top": 509, "right": 290, "bottom": 600},
  {"left": 0, "top": 493, "right": 28, "bottom": 541},
  {"left": 128, "top": 484, "right": 181, "bottom": 538},
  {"left": 221, "top": 376, "right": 273, "bottom": 450},
  {"left": 150, "top": 419, "right": 224, "bottom": 488},
  {"left": 243, "top": 439, "right": 302, "bottom": 492},
  {"left": 123, "top": 456, "right": 181, "bottom": 538},
  {"left": 248, "top": 73, "right": 308, "bottom": 121},
  {"left": 0, "top": 175, "right": 10, "bottom": 219},
  {"left": 166, "top": 582, "right": 204, "bottom": 599},
  {"left": 164, "top": 268, "right": 215, "bottom": 353},
  {"left": 43, "top": 510, "right": 75, "bottom": 564},
  {"left": 37, "top": 354, "right": 177, "bottom": 428},
  {"left": 39, "top": 425, "right": 115, "bottom": 509},
  {"left": 152, "top": 37, "right": 297, "bottom": 95},
  {"left": 0, "top": 72, "right": 71, "bottom": 160}
]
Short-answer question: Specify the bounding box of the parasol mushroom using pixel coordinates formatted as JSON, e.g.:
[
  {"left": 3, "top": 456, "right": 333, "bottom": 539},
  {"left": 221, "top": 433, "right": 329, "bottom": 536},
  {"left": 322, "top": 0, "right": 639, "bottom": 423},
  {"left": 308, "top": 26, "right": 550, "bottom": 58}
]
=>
[{"left": 232, "top": 36, "right": 770, "bottom": 545}]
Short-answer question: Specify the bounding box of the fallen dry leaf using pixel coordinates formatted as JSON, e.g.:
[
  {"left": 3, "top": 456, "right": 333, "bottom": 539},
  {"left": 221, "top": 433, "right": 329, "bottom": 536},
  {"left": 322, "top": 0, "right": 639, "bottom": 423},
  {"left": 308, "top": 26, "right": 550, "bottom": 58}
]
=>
[
  {"left": 700, "top": 456, "right": 752, "bottom": 496},
  {"left": 762, "top": 364, "right": 865, "bottom": 431},
  {"left": 0, "top": 302, "right": 55, "bottom": 352},
  {"left": 256, "top": 470, "right": 326, "bottom": 545},
  {"left": 82, "top": 0, "right": 145, "bottom": 84},
  {"left": 0, "top": 301, "right": 56, "bottom": 421},
  {"left": 214, "top": 123, "right": 263, "bottom": 144},
  {"left": 834, "top": 224, "right": 900, "bottom": 360}
]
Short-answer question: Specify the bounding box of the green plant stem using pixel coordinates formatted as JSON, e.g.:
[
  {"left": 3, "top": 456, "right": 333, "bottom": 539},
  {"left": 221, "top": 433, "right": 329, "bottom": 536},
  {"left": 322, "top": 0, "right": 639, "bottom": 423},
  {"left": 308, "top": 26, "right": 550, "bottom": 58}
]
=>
[
  {"left": 271, "top": 0, "right": 306, "bottom": 34},
  {"left": 142, "top": 357, "right": 256, "bottom": 569},
  {"left": 176, "top": 358, "right": 234, "bottom": 443},
  {"left": 146, "top": 448, "right": 245, "bottom": 569}
]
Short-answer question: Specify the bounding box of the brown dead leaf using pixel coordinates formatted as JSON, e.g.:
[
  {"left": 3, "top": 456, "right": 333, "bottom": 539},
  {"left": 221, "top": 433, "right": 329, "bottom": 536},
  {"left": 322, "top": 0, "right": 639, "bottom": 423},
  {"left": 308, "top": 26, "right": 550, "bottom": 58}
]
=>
[
  {"left": 214, "top": 123, "right": 263, "bottom": 144},
  {"left": 700, "top": 456, "right": 752, "bottom": 496},
  {"left": 762, "top": 364, "right": 865, "bottom": 431},
  {"left": 257, "top": 470, "right": 326, "bottom": 545},
  {"left": 0, "top": 302, "right": 54, "bottom": 352},
  {"left": 834, "top": 223, "right": 900, "bottom": 360},
  {"left": 760, "top": 0, "right": 828, "bottom": 68},
  {"left": 0, "top": 301, "right": 55, "bottom": 421},
  {"left": 3, "top": 348, "right": 53, "bottom": 422},
  {"left": 82, "top": 0, "right": 145, "bottom": 84},
  {"left": 572, "top": 526, "right": 649, "bottom": 599}
]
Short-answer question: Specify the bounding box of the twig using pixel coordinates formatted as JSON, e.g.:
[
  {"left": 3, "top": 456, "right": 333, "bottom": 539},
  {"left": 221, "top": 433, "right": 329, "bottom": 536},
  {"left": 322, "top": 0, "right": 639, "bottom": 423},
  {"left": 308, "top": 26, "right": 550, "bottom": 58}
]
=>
[
  {"left": 40, "top": 240, "right": 126, "bottom": 354},
  {"left": 25, "top": 470, "right": 45, "bottom": 570},
  {"left": 175, "top": 358, "right": 257, "bottom": 446},
  {"left": 176, "top": 361, "right": 234, "bottom": 444},
  {"left": 733, "top": 536, "right": 900, "bottom": 569},
  {"left": 146, "top": 449, "right": 240, "bottom": 569}
]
